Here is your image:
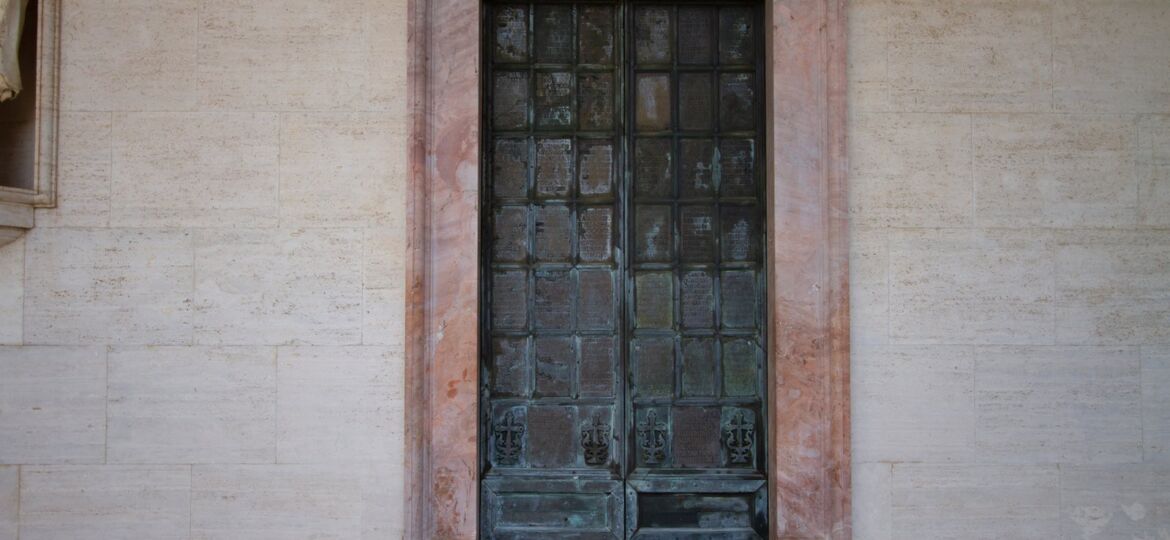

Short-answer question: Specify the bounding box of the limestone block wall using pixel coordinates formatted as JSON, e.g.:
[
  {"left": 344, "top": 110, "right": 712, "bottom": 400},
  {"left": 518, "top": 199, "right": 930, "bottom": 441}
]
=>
[
  {"left": 849, "top": 0, "right": 1170, "bottom": 538},
  {"left": 0, "top": 0, "right": 409, "bottom": 538},
  {"left": 0, "top": 0, "right": 1165, "bottom": 538}
]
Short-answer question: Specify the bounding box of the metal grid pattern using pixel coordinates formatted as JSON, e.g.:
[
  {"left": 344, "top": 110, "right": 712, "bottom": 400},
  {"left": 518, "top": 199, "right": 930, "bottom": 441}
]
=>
[{"left": 481, "top": 2, "right": 766, "bottom": 536}]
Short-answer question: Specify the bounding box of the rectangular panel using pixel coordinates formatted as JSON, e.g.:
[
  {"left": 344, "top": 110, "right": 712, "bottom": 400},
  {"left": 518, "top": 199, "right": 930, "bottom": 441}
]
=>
[
  {"left": 718, "top": 7, "right": 756, "bottom": 65},
  {"left": 483, "top": 6, "right": 627, "bottom": 537},
  {"left": 491, "top": 270, "right": 528, "bottom": 331},
  {"left": 534, "top": 269, "right": 573, "bottom": 330},
  {"left": 535, "top": 71, "right": 574, "bottom": 129},
  {"left": 680, "top": 205, "right": 716, "bottom": 262},
  {"left": 626, "top": 479, "right": 768, "bottom": 538},
  {"left": 493, "top": 71, "right": 530, "bottom": 130},
  {"left": 483, "top": 478, "right": 623, "bottom": 539},
  {"left": 623, "top": 3, "right": 768, "bottom": 537},
  {"left": 635, "top": 271, "right": 673, "bottom": 329},
  {"left": 680, "top": 270, "right": 714, "bottom": 329},
  {"left": 484, "top": 4, "right": 766, "bottom": 537},
  {"left": 633, "top": 337, "right": 674, "bottom": 398},
  {"left": 637, "top": 492, "right": 755, "bottom": 529},
  {"left": 493, "top": 5, "right": 529, "bottom": 63},
  {"left": 534, "top": 4, "right": 574, "bottom": 64},
  {"left": 580, "top": 73, "right": 615, "bottom": 131},
  {"left": 491, "top": 337, "right": 531, "bottom": 398},
  {"left": 671, "top": 407, "right": 722, "bottom": 468},
  {"left": 580, "top": 336, "right": 617, "bottom": 398},
  {"left": 535, "top": 337, "right": 574, "bottom": 398},
  {"left": 535, "top": 138, "right": 573, "bottom": 199},
  {"left": 679, "top": 73, "right": 714, "bottom": 131},
  {"left": 719, "top": 139, "right": 756, "bottom": 197},
  {"left": 721, "top": 206, "right": 760, "bottom": 262},
  {"left": 579, "top": 6, "right": 616, "bottom": 65},
  {"left": 526, "top": 405, "right": 576, "bottom": 467},
  {"left": 498, "top": 492, "right": 608, "bottom": 528},
  {"left": 634, "top": 138, "right": 673, "bottom": 199},
  {"left": 534, "top": 204, "right": 572, "bottom": 262},
  {"left": 579, "top": 141, "right": 615, "bottom": 198},
  {"left": 722, "top": 338, "right": 759, "bottom": 398},
  {"left": 579, "top": 268, "right": 616, "bottom": 330},
  {"left": 635, "top": 205, "right": 672, "bottom": 262},
  {"left": 493, "top": 138, "right": 529, "bottom": 199},
  {"left": 634, "top": 6, "right": 672, "bottom": 65},
  {"left": 680, "top": 338, "right": 716, "bottom": 397},
  {"left": 679, "top": 139, "right": 716, "bottom": 198},
  {"left": 636, "top": 73, "right": 672, "bottom": 132},
  {"left": 578, "top": 206, "right": 614, "bottom": 262},
  {"left": 721, "top": 270, "right": 758, "bottom": 329},
  {"left": 719, "top": 73, "right": 756, "bottom": 132},
  {"left": 492, "top": 206, "right": 529, "bottom": 263},
  {"left": 677, "top": 7, "right": 713, "bottom": 65}
]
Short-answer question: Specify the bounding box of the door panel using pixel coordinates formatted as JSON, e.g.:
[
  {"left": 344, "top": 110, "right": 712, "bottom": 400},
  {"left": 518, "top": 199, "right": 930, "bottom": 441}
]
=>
[
  {"left": 624, "top": 2, "right": 766, "bottom": 537},
  {"left": 484, "top": 3, "right": 627, "bottom": 538},
  {"left": 483, "top": 2, "right": 765, "bottom": 538}
]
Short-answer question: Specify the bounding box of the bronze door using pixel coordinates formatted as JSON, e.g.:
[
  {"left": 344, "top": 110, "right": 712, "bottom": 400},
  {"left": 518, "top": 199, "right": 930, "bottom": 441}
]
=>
[{"left": 482, "top": 2, "right": 766, "bottom": 537}]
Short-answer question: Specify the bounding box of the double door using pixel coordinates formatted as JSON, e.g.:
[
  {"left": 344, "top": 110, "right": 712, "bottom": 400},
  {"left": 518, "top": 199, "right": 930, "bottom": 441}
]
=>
[{"left": 481, "top": 2, "right": 767, "bottom": 537}]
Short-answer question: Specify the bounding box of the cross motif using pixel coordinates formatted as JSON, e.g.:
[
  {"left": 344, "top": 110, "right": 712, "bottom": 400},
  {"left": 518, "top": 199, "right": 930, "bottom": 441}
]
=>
[
  {"left": 637, "top": 409, "right": 668, "bottom": 465},
  {"left": 724, "top": 410, "right": 755, "bottom": 465},
  {"left": 580, "top": 413, "right": 611, "bottom": 466},
  {"left": 493, "top": 411, "right": 524, "bottom": 465}
]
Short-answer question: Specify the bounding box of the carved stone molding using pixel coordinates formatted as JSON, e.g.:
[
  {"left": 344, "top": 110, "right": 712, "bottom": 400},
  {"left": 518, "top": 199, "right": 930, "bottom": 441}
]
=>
[{"left": 405, "top": 1, "right": 849, "bottom": 537}]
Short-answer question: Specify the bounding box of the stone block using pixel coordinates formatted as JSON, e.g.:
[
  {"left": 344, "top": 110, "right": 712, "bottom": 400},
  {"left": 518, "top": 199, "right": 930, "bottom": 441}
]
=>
[
  {"left": 886, "top": 0, "right": 1052, "bottom": 112},
  {"left": 1054, "top": 0, "right": 1170, "bottom": 113},
  {"left": 975, "top": 346, "right": 1142, "bottom": 463},
  {"left": 110, "top": 113, "right": 280, "bottom": 227},
  {"left": 107, "top": 346, "right": 277, "bottom": 464},
  {"left": 193, "top": 228, "right": 363, "bottom": 345},
  {"left": 853, "top": 345, "right": 975, "bottom": 462},
  {"left": 191, "top": 463, "right": 400, "bottom": 539},
  {"left": 23, "top": 228, "right": 194, "bottom": 345},
  {"left": 60, "top": 0, "right": 198, "bottom": 111},
  {"left": 0, "top": 347, "right": 105, "bottom": 464},
  {"left": 279, "top": 113, "right": 403, "bottom": 227},
  {"left": 19, "top": 465, "right": 191, "bottom": 540},
  {"left": 974, "top": 114, "right": 1138, "bottom": 228},
  {"left": 197, "top": 0, "right": 406, "bottom": 112},
  {"left": 891, "top": 464, "right": 1060, "bottom": 539},
  {"left": 889, "top": 229, "right": 1054, "bottom": 345},
  {"left": 1055, "top": 230, "right": 1170, "bottom": 345},
  {"left": 276, "top": 347, "right": 403, "bottom": 464},
  {"left": 850, "top": 113, "right": 972, "bottom": 227}
]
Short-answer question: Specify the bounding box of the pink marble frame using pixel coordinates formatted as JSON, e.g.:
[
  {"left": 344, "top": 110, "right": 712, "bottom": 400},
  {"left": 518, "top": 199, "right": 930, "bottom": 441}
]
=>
[{"left": 405, "top": 1, "right": 850, "bottom": 538}]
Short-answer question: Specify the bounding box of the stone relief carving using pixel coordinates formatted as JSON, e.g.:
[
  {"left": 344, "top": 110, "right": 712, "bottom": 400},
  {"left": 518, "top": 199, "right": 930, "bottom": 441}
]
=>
[{"left": 0, "top": 0, "right": 29, "bottom": 102}]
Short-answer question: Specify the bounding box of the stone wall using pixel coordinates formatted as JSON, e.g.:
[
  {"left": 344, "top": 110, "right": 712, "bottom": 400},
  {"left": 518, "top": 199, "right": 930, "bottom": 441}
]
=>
[
  {"left": 0, "top": 0, "right": 1166, "bottom": 538},
  {"left": 848, "top": 0, "right": 1170, "bottom": 538},
  {"left": 0, "top": 0, "right": 409, "bottom": 538}
]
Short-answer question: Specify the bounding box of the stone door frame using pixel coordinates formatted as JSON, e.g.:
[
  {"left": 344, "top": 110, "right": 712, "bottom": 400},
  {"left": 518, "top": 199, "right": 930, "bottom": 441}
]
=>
[{"left": 404, "top": 1, "right": 850, "bottom": 538}]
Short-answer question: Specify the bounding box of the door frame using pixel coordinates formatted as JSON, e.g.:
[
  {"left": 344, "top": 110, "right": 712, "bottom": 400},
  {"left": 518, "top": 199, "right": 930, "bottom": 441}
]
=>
[{"left": 404, "top": 0, "right": 850, "bottom": 538}]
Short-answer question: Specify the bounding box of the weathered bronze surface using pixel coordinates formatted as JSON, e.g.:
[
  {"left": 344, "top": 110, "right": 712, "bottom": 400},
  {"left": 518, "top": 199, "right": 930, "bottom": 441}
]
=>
[{"left": 482, "top": 2, "right": 766, "bottom": 537}]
